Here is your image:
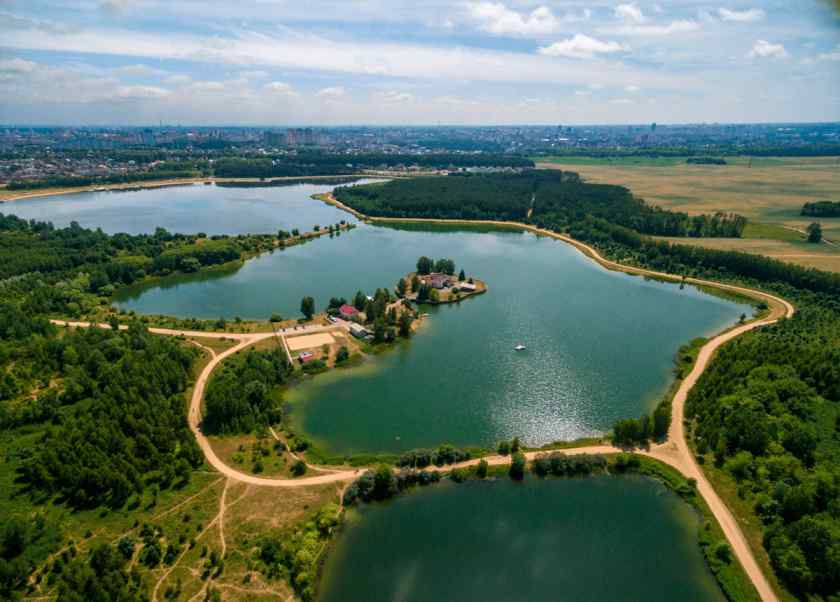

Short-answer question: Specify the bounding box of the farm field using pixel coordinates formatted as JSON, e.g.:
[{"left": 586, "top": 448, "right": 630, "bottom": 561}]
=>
[{"left": 538, "top": 156, "right": 840, "bottom": 272}]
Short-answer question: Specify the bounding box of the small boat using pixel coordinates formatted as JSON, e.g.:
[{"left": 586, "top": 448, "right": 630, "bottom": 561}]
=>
[{"left": 514, "top": 344, "right": 526, "bottom": 351}]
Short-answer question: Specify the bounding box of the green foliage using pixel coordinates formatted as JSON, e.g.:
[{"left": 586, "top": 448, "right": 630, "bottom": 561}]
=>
[
  {"left": 687, "top": 306, "right": 840, "bottom": 598},
  {"left": 476, "top": 458, "right": 489, "bottom": 478},
  {"left": 16, "top": 323, "right": 201, "bottom": 509},
  {"left": 509, "top": 452, "right": 526, "bottom": 480},
  {"left": 257, "top": 503, "right": 340, "bottom": 601},
  {"left": 801, "top": 201, "right": 840, "bottom": 218},
  {"left": 54, "top": 544, "right": 146, "bottom": 602},
  {"left": 300, "top": 296, "right": 315, "bottom": 320},
  {"left": 531, "top": 453, "right": 608, "bottom": 477},
  {"left": 806, "top": 222, "right": 822, "bottom": 244},
  {"left": 336, "top": 170, "right": 746, "bottom": 238},
  {"left": 395, "top": 444, "right": 471, "bottom": 468},
  {"left": 290, "top": 460, "right": 307, "bottom": 477},
  {"left": 343, "top": 466, "right": 441, "bottom": 506},
  {"left": 203, "top": 348, "right": 291, "bottom": 435}
]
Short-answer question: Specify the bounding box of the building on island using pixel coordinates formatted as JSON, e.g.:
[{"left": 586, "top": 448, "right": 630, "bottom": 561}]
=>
[
  {"left": 339, "top": 304, "right": 359, "bottom": 319},
  {"left": 298, "top": 351, "right": 316, "bottom": 364},
  {"left": 348, "top": 323, "right": 370, "bottom": 339},
  {"left": 456, "top": 281, "right": 477, "bottom": 292}
]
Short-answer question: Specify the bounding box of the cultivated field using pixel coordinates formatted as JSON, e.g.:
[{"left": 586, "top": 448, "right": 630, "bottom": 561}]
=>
[{"left": 538, "top": 156, "right": 840, "bottom": 273}]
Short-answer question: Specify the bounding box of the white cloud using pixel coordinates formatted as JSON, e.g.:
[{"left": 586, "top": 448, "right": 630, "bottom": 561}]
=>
[
  {"left": 191, "top": 81, "right": 225, "bottom": 92},
  {"left": 163, "top": 74, "right": 192, "bottom": 85},
  {"left": 238, "top": 70, "right": 268, "bottom": 79},
  {"left": 608, "top": 19, "right": 700, "bottom": 36},
  {"left": 538, "top": 34, "right": 625, "bottom": 59},
  {"left": 263, "top": 81, "right": 296, "bottom": 95},
  {"left": 718, "top": 8, "right": 765, "bottom": 22},
  {"left": 574, "top": 89, "right": 592, "bottom": 96},
  {"left": 316, "top": 86, "right": 346, "bottom": 99},
  {"left": 114, "top": 63, "right": 163, "bottom": 77},
  {"left": 382, "top": 90, "right": 414, "bottom": 103},
  {"left": 615, "top": 3, "right": 646, "bottom": 24},
  {"left": 0, "top": 57, "right": 37, "bottom": 73},
  {"left": 114, "top": 85, "right": 169, "bottom": 100},
  {"left": 748, "top": 40, "right": 788, "bottom": 59},
  {"left": 465, "top": 2, "right": 589, "bottom": 37},
  {"left": 608, "top": 4, "right": 699, "bottom": 36},
  {"left": 0, "top": 17, "right": 692, "bottom": 90},
  {"left": 610, "top": 98, "right": 633, "bottom": 104},
  {"left": 625, "top": 84, "right": 640, "bottom": 92}
]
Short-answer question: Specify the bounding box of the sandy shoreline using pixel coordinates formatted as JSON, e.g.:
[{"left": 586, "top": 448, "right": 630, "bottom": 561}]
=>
[{"left": 0, "top": 174, "right": 376, "bottom": 203}]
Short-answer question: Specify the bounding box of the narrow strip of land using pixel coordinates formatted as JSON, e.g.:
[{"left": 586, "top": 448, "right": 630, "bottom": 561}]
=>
[{"left": 53, "top": 207, "right": 795, "bottom": 602}]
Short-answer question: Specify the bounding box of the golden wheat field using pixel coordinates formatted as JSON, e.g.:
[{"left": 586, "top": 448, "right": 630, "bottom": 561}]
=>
[{"left": 538, "top": 157, "right": 840, "bottom": 273}]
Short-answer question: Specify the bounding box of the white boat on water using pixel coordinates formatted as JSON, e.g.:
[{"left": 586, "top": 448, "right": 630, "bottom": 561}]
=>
[{"left": 514, "top": 344, "right": 526, "bottom": 351}]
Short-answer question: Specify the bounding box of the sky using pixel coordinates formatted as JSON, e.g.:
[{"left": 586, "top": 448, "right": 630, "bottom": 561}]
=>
[{"left": 0, "top": 0, "right": 839, "bottom": 126}]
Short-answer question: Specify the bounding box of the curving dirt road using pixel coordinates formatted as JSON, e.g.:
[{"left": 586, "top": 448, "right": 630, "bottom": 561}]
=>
[{"left": 53, "top": 216, "right": 794, "bottom": 601}]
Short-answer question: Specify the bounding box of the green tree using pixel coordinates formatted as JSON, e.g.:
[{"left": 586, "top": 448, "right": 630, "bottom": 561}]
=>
[
  {"left": 396, "top": 278, "right": 407, "bottom": 297},
  {"left": 476, "top": 458, "right": 489, "bottom": 478},
  {"left": 807, "top": 222, "right": 822, "bottom": 244},
  {"left": 373, "top": 318, "right": 387, "bottom": 343},
  {"left": 300, "top": 296, "right": 315, "bottom": 320},
  {"left": 458, "top": 269, "right": 466, "bottom": 281},
  {"left": 410, "top": 274, "right": 420, "bottom": 292},
  {"left": 336, "top": 346, "right": 350, "bottom": 363},
  {"left": 509, "top": 452, "right": 526, "bottom": 480},
  {"left": 416, "top": 256, "right": 433, "bottom": 275},
  {"left": 353, "top": 290, "right": 367, "bottom": 311},
  {"left": 398, "top": 312, "right": 413, "bottom": 338},
  {"left": 497, "top": 440, "right": 511, "bottom": 455},
  {"left": 291, "top": 460, "right": 307, "bottom": 477}
]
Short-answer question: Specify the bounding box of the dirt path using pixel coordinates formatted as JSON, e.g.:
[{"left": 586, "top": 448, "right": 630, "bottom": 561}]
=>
[
  {"left": 317, "top": 194, "right": 793, "bottom": 602},
  {"left": 54, "top": 209, "right": 795, "bottom": 600}
]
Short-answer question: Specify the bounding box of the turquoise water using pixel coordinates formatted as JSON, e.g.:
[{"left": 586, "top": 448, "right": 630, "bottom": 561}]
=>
[
  {"left": 319, "top": 476, "right": 726, "bottom": 602},
  {"left": 10, "top": 186, "right": 747, "bottom": 452}
]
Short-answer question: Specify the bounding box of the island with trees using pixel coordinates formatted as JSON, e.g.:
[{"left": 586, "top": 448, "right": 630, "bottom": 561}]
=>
[{"left": 398, "top": 256, "right": 487, "bottom": 304}]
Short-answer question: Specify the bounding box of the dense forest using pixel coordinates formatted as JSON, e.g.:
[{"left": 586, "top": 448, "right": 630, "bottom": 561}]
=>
[
  {"left": 687, "top": 306, "right": 840, "bottom": 599},
  {"left": 203, "top": 347, "right": 291, "bottom": 435},
  {"left": 335, "top": 170, "right": 747, "bottom": 237},
  {"left": 802, "top": 201, "right": 840, "bottom": 218},
  {"left": 0, "top": 213, "right": 277, "bottom": 317},
  {"left": 5, "top": 169, "right": 202, "bottom": 190},
  {"left": 8, "top": 320, "right": 201, "bottom": 508}
]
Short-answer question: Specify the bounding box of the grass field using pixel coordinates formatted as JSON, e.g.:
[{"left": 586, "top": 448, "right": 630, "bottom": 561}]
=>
[{"left": 537, "top": 156, "right": 840, "bottom": 272}]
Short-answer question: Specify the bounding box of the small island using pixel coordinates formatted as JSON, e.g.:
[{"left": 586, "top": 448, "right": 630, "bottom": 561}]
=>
[{"left": 398, "top": 256, "right": 487, "bottom": 304}]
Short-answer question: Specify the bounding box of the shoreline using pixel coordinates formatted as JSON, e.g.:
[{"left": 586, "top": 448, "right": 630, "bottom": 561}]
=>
[
  {"left": 48, "top": 187, "right": 795, "bottom": 602},
  {"left": 0, "top": 174, "right": 376, "bottom": 203}
]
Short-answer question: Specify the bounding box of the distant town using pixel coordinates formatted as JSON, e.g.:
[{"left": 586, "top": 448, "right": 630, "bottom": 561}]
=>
[{"left": 1, "top": 122, "right": 839, "bottom": 186}]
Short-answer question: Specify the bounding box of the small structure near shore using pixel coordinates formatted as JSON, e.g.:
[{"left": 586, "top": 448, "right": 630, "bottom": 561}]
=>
[{"left": 400, "top": 267, "right": 487, "bottom": 305}]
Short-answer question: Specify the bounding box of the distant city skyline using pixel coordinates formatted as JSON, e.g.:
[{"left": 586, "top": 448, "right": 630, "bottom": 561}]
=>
[{"left": 1, "top": 1, "right": 839, "bottom": 125}]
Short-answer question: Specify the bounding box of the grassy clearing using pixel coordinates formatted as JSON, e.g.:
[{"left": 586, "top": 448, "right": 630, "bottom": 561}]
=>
[
  {"left": 207, "top": 432, "right": 297, "bottom": 478},
  {"left": 742, "top": 222, "right": 803, "bottom": 242}
]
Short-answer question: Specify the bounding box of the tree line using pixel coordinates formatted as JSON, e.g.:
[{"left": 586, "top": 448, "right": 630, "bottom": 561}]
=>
[
  {"left": 335, "top": 170, "right": 746, "bottom": 237},
  {"left": 203, "top": 347, "right": 292, "bottom": 435},
  {"left": 802, "top": 201, "right": 840, "bottom": 218}
]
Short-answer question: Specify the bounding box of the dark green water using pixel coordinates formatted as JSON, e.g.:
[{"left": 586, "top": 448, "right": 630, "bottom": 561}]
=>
[
  {"left": 12, "top": 186, "right": 746, "bottom": 452},
  {"left": 319, "top": 476, "right": 726, "bottom": 602}
]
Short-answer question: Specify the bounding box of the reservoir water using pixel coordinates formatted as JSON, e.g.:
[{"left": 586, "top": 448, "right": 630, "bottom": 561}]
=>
[
  {"left": 318, "top": 476, "right": 726, "bottom": 602},
  {"left": 7, "top": 183, "right": 747, "bottom": 452}
]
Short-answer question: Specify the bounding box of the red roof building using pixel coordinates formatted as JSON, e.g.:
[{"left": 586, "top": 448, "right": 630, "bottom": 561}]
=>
[{"left": 339, "top": 304, "right": 358, "bottom": 318}]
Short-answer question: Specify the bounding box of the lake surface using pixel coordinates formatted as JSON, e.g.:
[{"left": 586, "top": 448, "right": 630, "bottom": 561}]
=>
[
  {"left": 2, "top": 180, "right": 368, "bottom": 235},
  {"left": 319, "top": 476, "right": 726, "bottom": 602},
  {"left": 8, "top": 184, "right": 747, "bottom": 452}
]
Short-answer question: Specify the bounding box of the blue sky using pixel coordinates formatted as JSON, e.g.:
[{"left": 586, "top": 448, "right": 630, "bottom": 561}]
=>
[{"left": 1, "top": 0, "right": 839, "bottom": 125}]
